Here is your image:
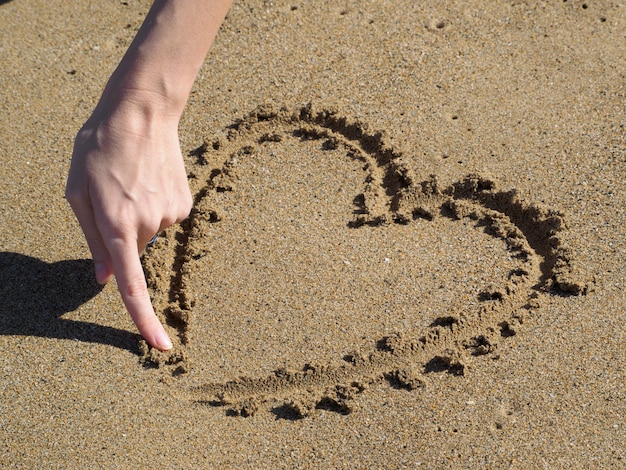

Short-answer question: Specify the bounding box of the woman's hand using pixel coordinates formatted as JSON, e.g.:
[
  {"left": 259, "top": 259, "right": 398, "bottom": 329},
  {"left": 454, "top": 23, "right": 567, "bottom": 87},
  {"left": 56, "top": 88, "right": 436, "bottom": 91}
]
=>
[
  {"left": 65, "top": 0, "right": 231, "bottom": 351},
  {"left": 66, "top": 106, "right": 192, "bottom": 351}
]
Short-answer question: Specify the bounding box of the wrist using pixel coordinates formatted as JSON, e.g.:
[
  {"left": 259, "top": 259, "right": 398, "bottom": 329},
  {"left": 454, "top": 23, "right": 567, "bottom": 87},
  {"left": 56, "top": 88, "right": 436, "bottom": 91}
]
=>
[
  {"left": 95, "top": 72, "right": 188, "bottom": 123},
  {"left": 81, "top": 90, "right": 180, "bottom": 150}
]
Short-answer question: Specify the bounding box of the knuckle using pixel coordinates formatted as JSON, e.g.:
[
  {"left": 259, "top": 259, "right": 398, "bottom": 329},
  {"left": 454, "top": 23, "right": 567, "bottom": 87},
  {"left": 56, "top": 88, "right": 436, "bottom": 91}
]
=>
[
  {"left": 175, "top": 212, "right": 188, "bottom": 225},
  {"left": 110, "top": 218, "right": 137, "bottom": 236},
  {"left": 123, "top": 276, "right": 149, "bottom": 299},
  {"left": 144, "top": 220, "right": 162, "bottom": 236},
  {"left": 161, "top": 213, "right": 177, "bottom": 229},
  {"left": 64, "top": 186, "right": 80, "bottom": 205},
  {"left": 183, "top": 191, "right": 193, "bottom": 211},
  {"left": 177, "top": 195, "right": 193, "bottom": 223}
]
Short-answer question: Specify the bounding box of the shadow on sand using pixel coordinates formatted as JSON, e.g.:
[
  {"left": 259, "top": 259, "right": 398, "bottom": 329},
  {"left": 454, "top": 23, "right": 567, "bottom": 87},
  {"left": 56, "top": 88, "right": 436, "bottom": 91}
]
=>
[{"left": 0, "top": 252, "right": 139, "bottom": 353}]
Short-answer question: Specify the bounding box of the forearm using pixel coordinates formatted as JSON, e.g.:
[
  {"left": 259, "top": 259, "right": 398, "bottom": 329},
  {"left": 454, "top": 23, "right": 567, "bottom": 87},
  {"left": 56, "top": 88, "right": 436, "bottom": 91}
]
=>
[{"left": 94, "top": 0, "right": 232, "bottom": 123}]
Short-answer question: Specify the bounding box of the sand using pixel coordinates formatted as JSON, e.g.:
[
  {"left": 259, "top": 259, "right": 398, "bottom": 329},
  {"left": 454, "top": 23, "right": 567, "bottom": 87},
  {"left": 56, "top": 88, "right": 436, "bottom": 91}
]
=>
[{"left": 0, "top": 0, "right": 624, "bottom": 467}]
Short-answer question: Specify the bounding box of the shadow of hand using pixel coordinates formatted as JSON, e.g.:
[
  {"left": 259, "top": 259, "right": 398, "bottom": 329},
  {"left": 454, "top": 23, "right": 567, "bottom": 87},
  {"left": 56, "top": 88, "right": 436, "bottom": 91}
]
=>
[{"left": 0, "top": 252, "right": 138, "bottom": 353}]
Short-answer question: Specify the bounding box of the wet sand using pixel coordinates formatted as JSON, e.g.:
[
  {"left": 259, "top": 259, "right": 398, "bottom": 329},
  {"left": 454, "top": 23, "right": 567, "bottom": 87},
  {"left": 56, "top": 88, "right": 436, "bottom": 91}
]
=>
[{"left": 1, "top": 0, "right": 624, "bottom": 467}]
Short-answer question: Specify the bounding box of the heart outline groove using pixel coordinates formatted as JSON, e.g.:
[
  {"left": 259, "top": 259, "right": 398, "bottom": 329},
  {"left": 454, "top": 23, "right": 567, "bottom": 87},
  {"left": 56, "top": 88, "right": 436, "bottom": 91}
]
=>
[{"left": 140, "top": 104, "right": 588, "bottom": 418}]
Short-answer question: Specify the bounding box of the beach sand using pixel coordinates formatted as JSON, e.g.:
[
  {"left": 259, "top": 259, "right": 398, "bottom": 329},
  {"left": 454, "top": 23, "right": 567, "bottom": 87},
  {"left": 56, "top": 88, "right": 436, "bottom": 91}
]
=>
[{"left": 1, "top": 0, "right": 624, "bottom": 467}]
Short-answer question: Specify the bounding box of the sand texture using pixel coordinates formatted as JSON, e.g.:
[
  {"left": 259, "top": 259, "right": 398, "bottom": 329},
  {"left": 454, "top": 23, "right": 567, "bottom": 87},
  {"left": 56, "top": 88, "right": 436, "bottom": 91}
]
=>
[{"left": 1, "top": 0, "right": 624, "bottom": 468}]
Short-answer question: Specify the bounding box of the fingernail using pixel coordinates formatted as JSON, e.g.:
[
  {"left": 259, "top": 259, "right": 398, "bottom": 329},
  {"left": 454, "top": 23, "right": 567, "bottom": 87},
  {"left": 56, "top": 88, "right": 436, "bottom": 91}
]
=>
[
  {"left": 94, "top": 262, "right": 109, "bottom": 284},
  {"left": 156, "top": 332, "right": 173, "bottom": 351}
]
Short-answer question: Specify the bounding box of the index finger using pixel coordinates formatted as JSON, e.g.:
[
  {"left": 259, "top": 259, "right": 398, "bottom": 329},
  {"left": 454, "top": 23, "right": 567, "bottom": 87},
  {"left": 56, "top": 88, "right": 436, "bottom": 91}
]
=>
[{"left": 107, "top": 237, "right": 173, "bottom": 351}]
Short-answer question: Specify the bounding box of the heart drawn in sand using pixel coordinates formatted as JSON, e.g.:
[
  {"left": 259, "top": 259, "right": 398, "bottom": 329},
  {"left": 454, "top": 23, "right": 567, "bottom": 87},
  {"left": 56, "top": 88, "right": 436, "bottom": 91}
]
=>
[{"left": 140, "top": 104, "right": 587, "bottom": 418}]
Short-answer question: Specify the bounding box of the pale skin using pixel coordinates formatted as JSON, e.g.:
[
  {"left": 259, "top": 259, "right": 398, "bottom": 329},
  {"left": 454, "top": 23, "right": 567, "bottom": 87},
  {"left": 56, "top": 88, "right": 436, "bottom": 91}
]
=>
[{"left": 65, "top": 0, "right": 233, "bottom": 351}]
